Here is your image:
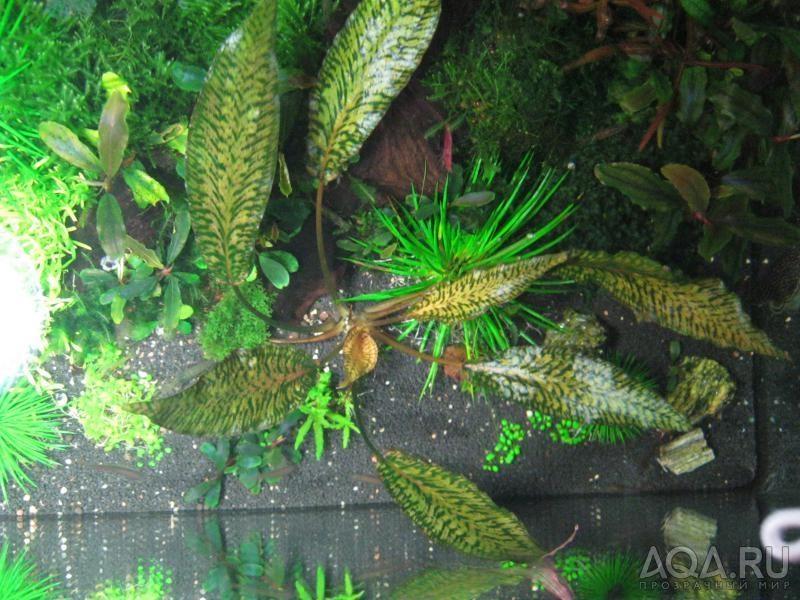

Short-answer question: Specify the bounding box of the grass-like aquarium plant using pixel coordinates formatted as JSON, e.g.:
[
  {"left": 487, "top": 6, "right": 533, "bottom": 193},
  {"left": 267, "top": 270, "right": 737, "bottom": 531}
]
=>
[
  {"left": 0, "top": 382, "right": 63, "bottom": 503},
  {"left": 0, "top": 542, "right": 58, "bottom": 600}
]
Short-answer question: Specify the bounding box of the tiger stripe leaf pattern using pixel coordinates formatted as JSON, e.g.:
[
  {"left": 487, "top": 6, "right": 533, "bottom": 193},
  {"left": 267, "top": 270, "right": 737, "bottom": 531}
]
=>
[
  {"left": 466, "top": 346, "right": 691, "bottom": 432},
  {"left": 307, "top": 0, "right": 441, "bottom": 183},
  {"left": 185, "top": 0, "right": 280, "bottom": 285},
  {"left": 556, "top": 250, "right": 787, "bottom": 358},
  {"left": 407, "top": 253, "right": 568, "bottom": 324},
  {"left": 376, "top": 449, "right": 544, "bottom": 562},
  {"left": 127, "top": 345, "right": 317, "bottom": 436}
]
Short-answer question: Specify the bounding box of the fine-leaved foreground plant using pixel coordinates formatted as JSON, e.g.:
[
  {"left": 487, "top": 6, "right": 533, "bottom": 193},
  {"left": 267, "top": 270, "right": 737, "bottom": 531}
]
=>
[{"left": 119, "top": 0, "right": 786, "bottom": 592}]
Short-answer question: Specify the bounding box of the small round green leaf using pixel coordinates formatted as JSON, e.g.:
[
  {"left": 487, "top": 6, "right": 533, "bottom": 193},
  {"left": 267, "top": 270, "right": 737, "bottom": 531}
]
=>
[
  {"left": 171, "top": 61, "right": 207, "bottom": 92},
  {"left": 259, "top": 254, "right": 290, "bottom": 289}
]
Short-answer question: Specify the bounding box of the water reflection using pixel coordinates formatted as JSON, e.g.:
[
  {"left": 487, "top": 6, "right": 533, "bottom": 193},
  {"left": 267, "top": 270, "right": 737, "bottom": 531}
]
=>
[{"left": 0, "top": 492, "right": 796, "bottom": 598}]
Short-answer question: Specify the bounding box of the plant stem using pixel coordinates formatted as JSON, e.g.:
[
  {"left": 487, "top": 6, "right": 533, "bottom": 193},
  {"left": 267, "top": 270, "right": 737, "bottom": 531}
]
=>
[
  {"left": 315, "top": 175, "right": 342, "bottom": 309},
  {"left": 351, "top": 393, "right": 384, "bottom": 461},
  {"left": 232, "top": 285, "right": 334, "bottom": 335},
  {"left": 370, "top": 328, "right": 463, "bottom": 368}
]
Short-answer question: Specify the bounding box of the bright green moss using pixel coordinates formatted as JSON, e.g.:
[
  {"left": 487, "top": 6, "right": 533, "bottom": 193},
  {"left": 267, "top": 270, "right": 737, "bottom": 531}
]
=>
[{"left": 199, "top": 282, "right": 275, "bottom": 361}]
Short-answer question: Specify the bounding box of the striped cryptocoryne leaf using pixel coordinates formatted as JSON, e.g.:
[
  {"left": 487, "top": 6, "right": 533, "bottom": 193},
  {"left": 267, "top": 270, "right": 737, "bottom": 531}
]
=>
[
  {"left": 377, "top": 449, "right": 544, "bottom": 562},
  {"left": 466, "top": 346, "right": 691, "bottom": 431},
  {"left": 307, "top": 0, "right": 441, "bottom": 182},
  {"left": 127, "top": 345, "right": 316, "bottom": 436},
  {"left": 186, "top": 0, "right": 280, "bottom": 285},
  {"left": 407, "top": 253, "right": 568, "bottom": 324},
  {"left": 557, "top": 250, "right": 787, "bottom": 358}
]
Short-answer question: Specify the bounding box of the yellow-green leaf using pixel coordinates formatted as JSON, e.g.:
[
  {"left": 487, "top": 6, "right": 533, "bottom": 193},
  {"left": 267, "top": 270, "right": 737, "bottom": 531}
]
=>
[
  {"left": 408, "top": 253, "right": 568, "bottom": 324},
  {"left": 124, "top": 235, "right": 165, "bottom": 269},
  {"left": 340, "top": 327, "right": 378, "bottom": 388},
  {"left": 391, "top": 567, "right": 525, "bottom": 600},
  {"left": 38, "top": 121, "right": 102, "bottom": 172},
  {"left": 186, "top": 0, "right": 280, "bottom": 285},
  {"left": 307, "top": 0, "right": 440, "bottom": 182},
  {"left": 466, "top": 346, "right": 691, "bottom": 431},
  {"left": 376, "top": 450, "right": 543, "bottom": 562},
  {"left": 98, "top": 90, "right": 129, "bottom": 179},
  {"left": 667, "top": 357, "right": 735, "bottom": 423},
  {"left": 122, "top": 161, "right": 170, "bottom": 208},
  {"left": 661, "top": 163, "right": 709, "bottom": 213},
  {"left": 556, "top": 250, "right": 787, "bottom": 358},
  {"left": 126, "top": 345, "right": 317, "bottom": 436}
]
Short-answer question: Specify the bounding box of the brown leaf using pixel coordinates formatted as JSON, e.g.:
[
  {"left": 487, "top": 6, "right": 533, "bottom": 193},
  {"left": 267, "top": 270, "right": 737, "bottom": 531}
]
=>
[{"left": 340, "top": 327, "right": 379, "bottom": 388}]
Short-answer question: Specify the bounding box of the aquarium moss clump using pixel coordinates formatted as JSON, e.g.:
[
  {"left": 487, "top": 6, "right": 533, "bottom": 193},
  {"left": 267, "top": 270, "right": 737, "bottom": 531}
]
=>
[{"left": 199, "top": 281, "right": 275, "bottom": 361}]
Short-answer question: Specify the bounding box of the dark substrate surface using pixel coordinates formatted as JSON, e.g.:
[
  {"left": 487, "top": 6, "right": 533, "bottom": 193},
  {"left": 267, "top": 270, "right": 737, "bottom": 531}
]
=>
[{"left": 1, "top": 265, "right": 780, "bottom": 516}]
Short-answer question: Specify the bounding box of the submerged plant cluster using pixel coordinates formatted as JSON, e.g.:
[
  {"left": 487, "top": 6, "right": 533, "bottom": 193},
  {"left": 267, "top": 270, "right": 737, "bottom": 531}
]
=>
[{"left": 0, "top": 0, "right": 796, "bottom": 596}]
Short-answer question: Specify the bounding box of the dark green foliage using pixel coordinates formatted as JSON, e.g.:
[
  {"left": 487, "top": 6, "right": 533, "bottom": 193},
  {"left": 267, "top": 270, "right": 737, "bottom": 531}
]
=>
[
  {"left": 575, "top": 1, "right": 799, "bottom": 273},
  {"left": 185, "top": 426, "right": 301, "bottom": 509},
  {"left": 424, "top": 2, "right": 598, "bottom": 165},
  {"left": 186, "top": 518, "right": 363, "bottom": 599},
  {"left": 78, "top": 206, "right": 205, "bottom": 341},
  {"left": 199, "top": 281, "right": 275, "bottom": 361},
  {"left": 595, "top": 161, "right": 800, "bottom": 270},
  {"left": 572, "top": 552, "right": 657, "bottom": 599}
]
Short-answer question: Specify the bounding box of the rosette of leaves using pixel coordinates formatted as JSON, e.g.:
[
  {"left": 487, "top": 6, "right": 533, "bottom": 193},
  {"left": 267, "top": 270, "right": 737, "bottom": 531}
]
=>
[
  {"left": 39, "top": 74, "right": 171, "bottom": 259},
  {"left": 594, "top": 162, "right": 800, "bottom": 273},
  {"left": 185, "top": 428, "right": 301, "bottom": 509},
  {"left": 348, "top": 156, "right": 576, "bottom": 393},
  {"left": 79, "top": 205, "right": 202, "bottom": 340}
]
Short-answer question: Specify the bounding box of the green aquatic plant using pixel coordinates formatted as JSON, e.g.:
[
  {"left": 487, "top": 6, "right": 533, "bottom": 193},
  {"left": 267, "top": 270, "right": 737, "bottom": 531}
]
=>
[
  {"left": 294, "top": 372, "right": 359, "bottom": 460},
  {"left": 595, "top": 161, "right": 800, "bottom": 271},
  {"left": 296, "top": 566, "right": 364, "bottom": 600},
  {"left": 573, "top": 552, "right": 656, "bottom": 600},
  {"left": 348, "top": 155, "right": 575, "bottom": 393},
  {"left": 185, "top": 425, "right": 301, "bottom": 509},
  {"left": 0, "top": 543, "right": 58, "bottom": 600},
  {"left": 199, "top": 280, "right": 275, "bottom": 361},
  {"left": 0, "top": 381, "right": 63, "bottom": 503},
  {"left": 86, "top": 561, "right": 171, "bottom": 600},
  {"left": 127, "top": 0, "right": 785, "bottom": 573},
  {"left": 71, "top": 345, "right": 167, "bottom": 467}
]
